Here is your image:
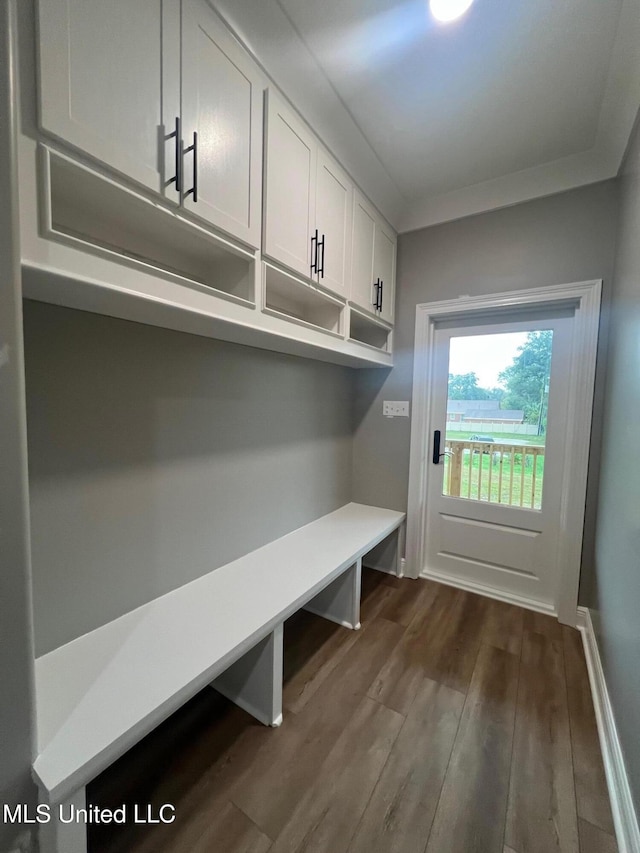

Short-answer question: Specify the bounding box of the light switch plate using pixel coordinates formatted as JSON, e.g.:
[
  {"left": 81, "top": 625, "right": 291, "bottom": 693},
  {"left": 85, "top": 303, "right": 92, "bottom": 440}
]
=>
[{"left": 383, "top": 401, "right": 409, "bottom": 418}]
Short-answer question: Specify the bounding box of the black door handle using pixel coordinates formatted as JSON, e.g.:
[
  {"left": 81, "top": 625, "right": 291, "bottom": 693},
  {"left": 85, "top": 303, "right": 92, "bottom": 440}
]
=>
[
  {"left": 310, "top": 229, "right": 319, "bottom": 275},
  {"left": 433, "top": 430, "right": 441, "bottom": 464},
  {"left": 433, "top": 429, "right": 453, "bottom": 464}
]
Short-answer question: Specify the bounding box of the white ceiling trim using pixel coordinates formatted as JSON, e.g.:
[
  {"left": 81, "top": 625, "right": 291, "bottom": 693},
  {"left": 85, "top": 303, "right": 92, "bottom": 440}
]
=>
[{"left": 399, "top": 147, "right": 611, "bottom": 233}]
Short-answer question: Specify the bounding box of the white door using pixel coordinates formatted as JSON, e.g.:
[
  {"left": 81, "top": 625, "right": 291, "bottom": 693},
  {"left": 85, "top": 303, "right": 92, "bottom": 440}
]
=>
[
  {"left": 263, "top": 92, "right": 317, "bottom": 278},
  {"left": 314, "top": 150, "right": 352, "bottom": 298},
  {"left": 350, "top": 192, "right": 377, "bottom": 314},
  {"left": 181, "top": 0, "right": 263, "bottom": 248},
  {"left": 38, "top": 0, "right": 180, "bottom": 200},
  {"left": 424, "top": 311, "right": 573, "bottom": 612},
  {"left": 374, "top": 222, "right": 396, "bottom": 323}
]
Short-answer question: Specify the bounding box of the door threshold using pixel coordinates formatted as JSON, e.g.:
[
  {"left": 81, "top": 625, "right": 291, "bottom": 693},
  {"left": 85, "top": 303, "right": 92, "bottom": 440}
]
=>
[{"left": 420, "top": 566, "right": 558, "bottom": 618}]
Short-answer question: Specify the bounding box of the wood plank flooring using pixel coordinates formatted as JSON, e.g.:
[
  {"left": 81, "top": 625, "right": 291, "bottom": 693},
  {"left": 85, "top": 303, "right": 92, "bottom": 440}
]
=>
[{"left": 88, "top": 570, "right": 617, "bottom": 853}]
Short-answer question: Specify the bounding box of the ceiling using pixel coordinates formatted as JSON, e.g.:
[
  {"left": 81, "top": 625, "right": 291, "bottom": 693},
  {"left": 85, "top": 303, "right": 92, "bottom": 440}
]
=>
[{"left": 217, "top": 0, "right": 640, "bottom": 232}]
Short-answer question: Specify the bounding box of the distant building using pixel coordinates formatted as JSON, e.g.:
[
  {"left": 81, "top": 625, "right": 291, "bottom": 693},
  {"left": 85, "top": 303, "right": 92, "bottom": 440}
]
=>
[{"left": 447, "top": 400, "right": 524, "bottom": 424}]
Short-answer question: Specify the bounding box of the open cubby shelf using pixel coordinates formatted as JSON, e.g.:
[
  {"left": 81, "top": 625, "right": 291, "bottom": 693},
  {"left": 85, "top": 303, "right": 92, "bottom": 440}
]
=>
[
  {"left": 44, "top": 147, "right": 256, "bottom": 306},
  {"left": 263, "top": 262, "right": 345, "bottom": 337},
  {"left": 348, "top": 307, "right": 392, "bottom": 352}
]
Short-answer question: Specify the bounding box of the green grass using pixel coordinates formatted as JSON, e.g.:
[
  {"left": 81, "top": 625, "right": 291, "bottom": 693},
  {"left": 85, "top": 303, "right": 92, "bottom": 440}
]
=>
[
  {"left": 442, "top": 448, "right": 545, "bottom": 509},
  {"left": 445, "top": 431, "right": 546, "bottom": 446}
]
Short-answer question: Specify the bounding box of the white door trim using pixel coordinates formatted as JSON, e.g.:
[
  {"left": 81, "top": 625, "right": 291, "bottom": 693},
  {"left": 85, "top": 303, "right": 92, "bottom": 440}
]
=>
[{"left": 405, "top": 280, "right": 602, "bottom": 626}]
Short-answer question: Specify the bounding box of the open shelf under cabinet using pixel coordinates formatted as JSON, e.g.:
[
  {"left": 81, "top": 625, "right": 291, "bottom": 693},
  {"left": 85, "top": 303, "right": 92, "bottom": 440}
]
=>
[{"left": 44, "top": 147, "right": 256, "bottom": 307}]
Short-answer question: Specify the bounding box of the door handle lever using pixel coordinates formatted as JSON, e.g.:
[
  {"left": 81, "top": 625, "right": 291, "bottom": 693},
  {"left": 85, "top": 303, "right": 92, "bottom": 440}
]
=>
[{"left": 432, "top": 430, "right": 452, "bottom": 464}]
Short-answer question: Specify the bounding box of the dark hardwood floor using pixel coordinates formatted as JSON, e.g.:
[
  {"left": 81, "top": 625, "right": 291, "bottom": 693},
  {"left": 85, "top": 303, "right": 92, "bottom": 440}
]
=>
[{"left": 88, "top": 570, "right": 617, "bottom": 853}]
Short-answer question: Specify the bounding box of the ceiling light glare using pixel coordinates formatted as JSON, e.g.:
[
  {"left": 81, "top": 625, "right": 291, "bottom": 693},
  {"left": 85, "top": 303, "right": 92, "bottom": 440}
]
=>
[{"left": 429, "top": 0, "right": 474, "bottom": 23}]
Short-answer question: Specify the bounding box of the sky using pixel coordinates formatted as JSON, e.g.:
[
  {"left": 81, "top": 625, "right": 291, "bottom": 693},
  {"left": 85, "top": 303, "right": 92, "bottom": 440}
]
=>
[{"left": 448, "top": 332, "right": 528, "bottom": 388}]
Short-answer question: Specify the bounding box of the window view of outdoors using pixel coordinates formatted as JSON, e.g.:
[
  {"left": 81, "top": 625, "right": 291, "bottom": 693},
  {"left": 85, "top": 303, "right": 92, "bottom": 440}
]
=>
[{"left": 442, "top": 330, "right": 553, "bottom": 510}]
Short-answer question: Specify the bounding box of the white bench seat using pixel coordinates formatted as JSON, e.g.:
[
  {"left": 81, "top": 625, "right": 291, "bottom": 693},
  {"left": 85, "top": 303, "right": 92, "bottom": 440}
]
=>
[{"left": 33, "top": 501, "right": 405, "bottom": 852}]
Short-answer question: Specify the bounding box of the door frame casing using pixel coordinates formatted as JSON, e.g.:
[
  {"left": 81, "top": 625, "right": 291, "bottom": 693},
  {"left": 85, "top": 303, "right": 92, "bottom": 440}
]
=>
[{"left": 405, "top": 280, "right": 602, "bottom": 626}]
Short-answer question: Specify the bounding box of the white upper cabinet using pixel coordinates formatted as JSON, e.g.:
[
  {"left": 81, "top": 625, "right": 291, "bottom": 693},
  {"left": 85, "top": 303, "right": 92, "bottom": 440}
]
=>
[
  {"left": 374, "top": 220, "right": 396, "bottom": 323},
  {"left": 263, "top": 91, "right": 316, "bottom": 279},
  {"left": 38, "top": 0, "right": 180, "bottom": 202},
  {"left": 351, "top": 193, "right": 377, "bottom": 315},
  {"left": 38, "top": 0, "right": 263, "bottom": 248},
  {"left": 314, "top": 150, "right": 352, "bottom": 299},
  {"left": 181, "top": 0, "right": 263, "bottom": 248},
  {"left": 32, "top": 1, "right": 394, "bottom": 363},
  {"left": 263, "top": 91, "right": 353, "bottom": 299},
  {"left": 351, "top": 190, "right": 396, "bottom": 323}
]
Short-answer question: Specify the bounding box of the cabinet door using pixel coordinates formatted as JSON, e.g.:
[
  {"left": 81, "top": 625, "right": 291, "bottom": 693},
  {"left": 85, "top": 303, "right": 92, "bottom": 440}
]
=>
[
  {"left": 374, "top": 222, "right": 396, "bottom": 323},
  {"left": 38, "top": 0, "right": 180, "bottom": 200},
  {"left": 263, "top": 91, "right": 317, "bottom": 279},
  {"left": 181, "top": 0, "right": 263, "bottom": 248},
  {"left": 350, "top": 192, "right": 377, "bottom": 315},
  {"left": 314, "top": 149, "right": 352, "bottom": 299}
]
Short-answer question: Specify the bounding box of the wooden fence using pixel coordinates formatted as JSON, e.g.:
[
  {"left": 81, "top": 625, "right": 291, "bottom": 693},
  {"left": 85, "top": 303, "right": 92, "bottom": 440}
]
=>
[{"left": 442, "top": 439, "right": 545, "bottom": 509}]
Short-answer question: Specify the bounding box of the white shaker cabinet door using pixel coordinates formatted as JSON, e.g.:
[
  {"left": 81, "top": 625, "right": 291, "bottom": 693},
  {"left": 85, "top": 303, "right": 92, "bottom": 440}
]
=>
[
  {"left": 38, "top": 0, "right": 180, "bottom": 200},
  {"left": 350, "top": 192, "right": 377, "bottom": 315},
  {"left": 181, "top": 0, "right": 263, "bottom": 248},
  {"left": 314, "top": 149, "right": 352, "bottom": 299},
  {"left": 263, "top": 91, "right": 317, "bottom": 279},
  {"left": 374, "top": 222, "right": 396, "bottom": 323}
]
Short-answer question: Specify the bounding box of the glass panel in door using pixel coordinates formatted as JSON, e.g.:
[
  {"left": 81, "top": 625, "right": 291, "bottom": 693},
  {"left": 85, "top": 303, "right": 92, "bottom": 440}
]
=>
[{"left": 441, "top": 330, "right": 553, "bottom": 510}]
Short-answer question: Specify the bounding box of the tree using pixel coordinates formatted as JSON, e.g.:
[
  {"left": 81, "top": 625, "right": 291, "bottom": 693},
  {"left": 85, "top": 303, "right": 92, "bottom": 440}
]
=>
[
  {"left": 485, "top": 386, "right": 505, "bottom": 402},
  {"left": 499, "top": 331, "right": 553, "bottom": 430},
  {"left": 448, "top": 372, "right": 504, "bottom": 401},
  {"left": 448, "top": 372, "right": 483, "bottom": 399}
]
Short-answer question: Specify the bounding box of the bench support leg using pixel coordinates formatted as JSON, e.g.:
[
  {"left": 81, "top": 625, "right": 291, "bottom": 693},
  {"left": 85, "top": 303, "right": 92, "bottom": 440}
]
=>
[
  {"left": 303, "top": 559, "right": 362, "bottom": 630},
  {"left": 39, "top": 787, "right": 87, "bottom": 853},
  {"left": 397, "top": 522, "right": 406, "bottom": 576},
  {"left": 212, "top": 624, "right": 283, "bottom": 727},
  {"left": 363, "top": 524, "right": 405, "bottom": 578}
]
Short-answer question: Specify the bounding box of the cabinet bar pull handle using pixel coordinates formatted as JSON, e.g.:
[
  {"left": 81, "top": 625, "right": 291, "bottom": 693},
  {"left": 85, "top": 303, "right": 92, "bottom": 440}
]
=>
[
  {"left": 310, "top": 229, "right": 318, "bottom": 274},
  {"left": 167, "top": 116, "right": 181, "bottom": 191},
  {"left": 318, "top": 234, "right": 325, "bottom": 278},
  {"left": 378, "top": 279, "right": 384, "bottom": 312},
  {"left": 183, "top": 131, "right": 198, "bottom": 202},
  {"left": 373, "top": 278, "right": 380, "bottom": 310}
]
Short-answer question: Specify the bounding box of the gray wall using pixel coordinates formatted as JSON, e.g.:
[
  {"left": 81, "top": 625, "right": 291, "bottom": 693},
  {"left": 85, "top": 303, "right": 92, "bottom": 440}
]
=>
[
  {"left": 24, "top": 302, "right": 354, "bottom": 656},
  {"left": 353, "top": 180, "right": 619, "bottom": 599},
  {"left": 0, "top": 2, "right": 37, "bottom": 849},
  {"left": 591, "top": 115, "right": 640, "bottom": 813}
]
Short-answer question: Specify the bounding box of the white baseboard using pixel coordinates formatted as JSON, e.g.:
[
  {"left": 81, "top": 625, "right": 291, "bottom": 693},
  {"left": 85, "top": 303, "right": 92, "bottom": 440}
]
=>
[
  {"left": 419, "top": 567, "right": 557, "bottom": 616},
  {"left": 576, "top": 606, "right": 640, "bottom": 853}
]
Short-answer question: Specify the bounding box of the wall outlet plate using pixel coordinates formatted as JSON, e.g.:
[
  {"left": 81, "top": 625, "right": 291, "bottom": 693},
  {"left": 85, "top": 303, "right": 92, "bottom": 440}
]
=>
[{"left": 383, "top": 401, "right": 409, "bottom": 418}]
